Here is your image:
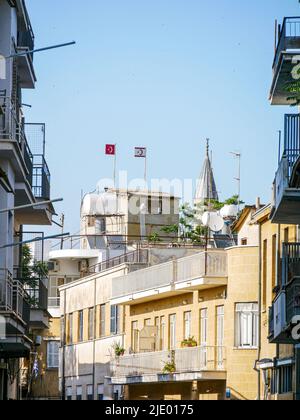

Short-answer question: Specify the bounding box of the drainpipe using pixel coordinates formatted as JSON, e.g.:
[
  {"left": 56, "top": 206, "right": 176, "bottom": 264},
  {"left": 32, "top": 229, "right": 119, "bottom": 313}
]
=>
[
  {"left": 61, "top": 289, "right": 66, "bottom": 401},
  {"left": 257, "top": 222, "right": 262, "bottom": 401}
]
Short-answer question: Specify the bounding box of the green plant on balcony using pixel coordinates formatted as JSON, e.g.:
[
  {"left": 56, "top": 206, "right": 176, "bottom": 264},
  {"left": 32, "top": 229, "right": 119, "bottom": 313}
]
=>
[
  {"left": 113, "top": 343, "right": 125, "bottom": 358},
  {"left": 181, "top": 336, "right": 198, "bottom": 348},
  {"left": 162, "top": 360, "right": 176, "bottom": 374},
  {"left": 162, "top": 350, "right": 176, "bottom": 374},
  {"left": 148, "top": 232, "right": 162, "bottom": 243}
]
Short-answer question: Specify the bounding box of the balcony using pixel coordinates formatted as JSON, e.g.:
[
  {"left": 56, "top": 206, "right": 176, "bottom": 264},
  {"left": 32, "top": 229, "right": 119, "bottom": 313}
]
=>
[
  {"left": 269, "top": 243, "right": 300, "bottom": 344},
  {"left": 0, "top": 271, "right": 31, "bottom": 358},
  {"left": 271, "top": 114, "right": 300, "bottom": 224},
  {"left": 110, "top": 346, "right": 226, "bottom": 385},
  {"left": 0, "top": 95, "right": 34, "bottom": 188},
  {"left": 111, "top": 251, "right": 227, "bottom": 305},
  {"left": 270, "top": 17, "right": 300, "bottom": 105},
  {"left": 32, "top": 155, "right": 50, "bottom": 200},
  {"left": 26, "top": 279, "right": 50, "bottom": 329},
  {"left": 16, "top": 2, "right": 36, "bottom": 89}
]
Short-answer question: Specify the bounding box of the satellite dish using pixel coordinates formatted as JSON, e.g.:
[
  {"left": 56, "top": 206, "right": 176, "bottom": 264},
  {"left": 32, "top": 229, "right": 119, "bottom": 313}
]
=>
[{"left": 202, "top": 211, "right": 224, "bottom": 232}]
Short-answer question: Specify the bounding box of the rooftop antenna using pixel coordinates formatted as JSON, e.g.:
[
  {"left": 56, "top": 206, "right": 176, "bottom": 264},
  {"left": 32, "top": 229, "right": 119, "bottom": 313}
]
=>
[{"left": 230, "top": 151, "right": 241, "bottom": 214}]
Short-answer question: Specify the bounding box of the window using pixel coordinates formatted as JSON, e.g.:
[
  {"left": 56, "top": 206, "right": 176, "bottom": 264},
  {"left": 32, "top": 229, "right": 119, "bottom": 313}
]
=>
[
  {"left": 160, "top": 316, "right": 165, "bottom": 350},
  {"left": 155, "top": 317, "right": 160, "bottom": 350},
  {"left": 88, "top": 308, "right": 95, "bottom": 341},
  {"left": 184, "top": 312, "right": 192, "bottom": 340},
  {"left": 241, "top": 238, "right": 248, "bottom": 246},
  {"left": 66, "top": 314, "right": 73, "bottom": 345},
  {"left": 110, "top": 305, "right": 119, "bottom": 335},
  {"left": 200, "top": 309, "right": 208, "bottom": 345},
  {"left": 48, "top": 276, "right": 79, "bottom": 308},
  {"left": 60, "top": 316, "right": 65, "bottom": 344},
  {"left": 169, "top": 314, "right": 176, "bottom": 350},
  {"left": 87, "top": 385, "right": 93, "bottom": 401},
  {"left": 66, "top": 387, "right": 72, "bottom": 401},
  {"left": 97, "top": 384, "right": 104, "bottom": 401},
  {"left": 100, "top": 304, "right": 106, "bottom": 337},
  {"left": 47, "top": 341, "right": 59, "bottom": 369},
  {"left": 235, "top": 303, "right": 258, "bottom": 348},
  {"left": 76, "top": 386, "right": 82, "bottom": 401},
  {"left": 271, "top": 365, "right": 293, "bottom": 395},
  {"left": 78, "top": 310, "right": 84, "bottom": 343},
  {"left": 144, "top": 318, "right": 152, "bottom": 327},
  {"left": 279, "top": 365, "right": 293, "bottom": 394}
]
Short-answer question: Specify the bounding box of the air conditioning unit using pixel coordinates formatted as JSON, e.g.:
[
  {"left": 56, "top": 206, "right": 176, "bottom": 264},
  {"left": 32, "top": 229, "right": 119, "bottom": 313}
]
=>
[{"left": 48, "top": 261, "right": 60, "bottom": 272}]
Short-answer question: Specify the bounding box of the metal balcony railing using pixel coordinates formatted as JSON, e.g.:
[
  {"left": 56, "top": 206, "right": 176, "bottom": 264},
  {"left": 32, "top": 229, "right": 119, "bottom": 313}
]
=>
[
  {"left": 26, "top": 279, "right": 48, "bottom": 311},
  {"left": 17, "top": 29, "right": 34, "bottom": 59},
  {"left": 0, "top": 95, "right": 33, "bottom": 182},
  {"left": 0, "top": 269, "right": 13, "bottom": 312},
  {"left": 32, "top": 155, "right": 50, "bottom": 199},
  {"left": 88, "top": 249, "right": 149, "bottom": 276},
  {"left": 12, "top": 280, "right": 25, "bottom": 319},
  {"left": 111, "top": 346, "right": 226, "bottom": 378},
  {"left": 282, "top": 243, "right": 300, "bottom": 286},
  {"left": 286, "top": 278, "right": 300, "bottom": 324},
  {"left": 273, "top": 17, "right": 300, "bottom": 72}
]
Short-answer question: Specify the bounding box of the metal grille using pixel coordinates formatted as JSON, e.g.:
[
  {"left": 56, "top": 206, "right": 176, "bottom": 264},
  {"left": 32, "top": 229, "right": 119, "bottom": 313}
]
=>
[
  {"left": 25, "top": 123, "right": 45, "bottom": 156},
  {"left": 284, "top": 114, "right": 300, "bottom": 178}
]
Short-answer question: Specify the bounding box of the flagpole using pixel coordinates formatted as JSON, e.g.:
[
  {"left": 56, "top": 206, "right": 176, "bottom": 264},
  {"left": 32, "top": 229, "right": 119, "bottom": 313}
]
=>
[
  {"left": 114, "top": 144, "right": 117, "bottom": 189},
  {"left": 144, "top": 155, "right": 147, "bottom": 187}
]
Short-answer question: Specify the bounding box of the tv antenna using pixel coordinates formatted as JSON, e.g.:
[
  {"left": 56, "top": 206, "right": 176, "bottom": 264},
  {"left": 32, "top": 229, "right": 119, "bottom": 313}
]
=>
[{"left": 230, "top": 151, "right": 241, "bottom": 214}]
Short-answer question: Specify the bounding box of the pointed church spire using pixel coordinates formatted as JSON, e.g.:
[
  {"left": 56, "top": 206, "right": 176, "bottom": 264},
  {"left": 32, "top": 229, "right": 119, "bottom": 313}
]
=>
[{"left": 195, "top": 139, "right": 219, "bottom": 204}]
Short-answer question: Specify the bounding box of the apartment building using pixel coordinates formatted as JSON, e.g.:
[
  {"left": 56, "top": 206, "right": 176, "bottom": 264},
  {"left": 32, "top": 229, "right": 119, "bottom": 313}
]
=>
[
  {"left": 0, "top": 0, "right": 54, "bottom": 400},
  {"left": 233, "top": 205, "right": 298, "bottom": 400},
  {"left": 266, "top": 16, "right": 300, "bottom": 400},
  {"left": 108, "top": 241, "right": 260, "bottom": 400},
  {"left": 30, "top": 188, "right": 178, "bottom": 400}
]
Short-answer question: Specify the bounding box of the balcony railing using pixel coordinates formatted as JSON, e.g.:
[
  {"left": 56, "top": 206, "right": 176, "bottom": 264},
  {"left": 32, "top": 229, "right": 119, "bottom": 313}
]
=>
[
  {"left": 88, "top": 249, "right": 149, "bottom": 276},
  {"left": 111, "top": 346, "right": 226, "bottom": 379},
  {"left": 286, "top": 278, "right": 300, "bottom": 323},
  {"left": 0, "top": 269, "right": 13, "bottom": 312},
  {"left": 0, "top": 95, "right": 33, "bottom": 181},
  {"left": 282, "top": 243, "right": 300, "bottom": 286},
  {"left": 111, "top": 251, "right": 227, "bottom": 300},
  {"left": 26, "top": 279, "right": 48, "bottom": 311},
  {"left": 32, "top": 155, "right": 50, "bottom": 199},
  {"left": 273, "top": 17, "right": 300, "bottom": 72},
  {"left": 17, "top": 29, "right": 34, "bottom": 59}
]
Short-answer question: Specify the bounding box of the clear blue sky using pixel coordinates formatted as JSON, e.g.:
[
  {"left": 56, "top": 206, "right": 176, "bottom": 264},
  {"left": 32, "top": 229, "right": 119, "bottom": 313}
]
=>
[{"left": 24, "top": 0, "right": 299, "bottom": 235}]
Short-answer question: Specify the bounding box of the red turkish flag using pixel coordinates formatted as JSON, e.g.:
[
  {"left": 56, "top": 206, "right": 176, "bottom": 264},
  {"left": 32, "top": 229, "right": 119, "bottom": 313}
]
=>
[{"left": 105, "top": 144, "right": 116, "bottom": 155}]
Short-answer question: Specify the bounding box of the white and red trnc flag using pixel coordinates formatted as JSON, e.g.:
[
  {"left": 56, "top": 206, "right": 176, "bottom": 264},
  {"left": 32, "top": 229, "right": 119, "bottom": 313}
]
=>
[
  {"left": 135, "top": 147, "right": 147, "bottom": 158},
  {"left": 105, "top": 144, "right": 116, "bottom": 155}
]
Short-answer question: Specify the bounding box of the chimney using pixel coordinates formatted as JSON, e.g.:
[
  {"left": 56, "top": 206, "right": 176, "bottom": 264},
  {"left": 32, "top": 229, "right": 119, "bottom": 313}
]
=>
[{"left": 256, "top": 197, "right": 261, "bottom": 210}]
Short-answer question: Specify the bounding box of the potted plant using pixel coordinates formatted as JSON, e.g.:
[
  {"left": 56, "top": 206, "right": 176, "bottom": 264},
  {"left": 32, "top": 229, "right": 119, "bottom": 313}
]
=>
[
  {"left": 113, "top": 343, "right": 125, "bottom": 357},
  {"left": 181, "top": 337, "right": 198, "bottom": 348},
  {"left": 162, "top": 360, "right": 176, "bottom": 374}
]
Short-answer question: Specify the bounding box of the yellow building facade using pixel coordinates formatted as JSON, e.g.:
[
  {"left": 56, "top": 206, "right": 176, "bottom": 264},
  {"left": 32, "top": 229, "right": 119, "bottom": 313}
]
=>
[{"left": 110, "top": 245, "right": 260, "bottom": 400}]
